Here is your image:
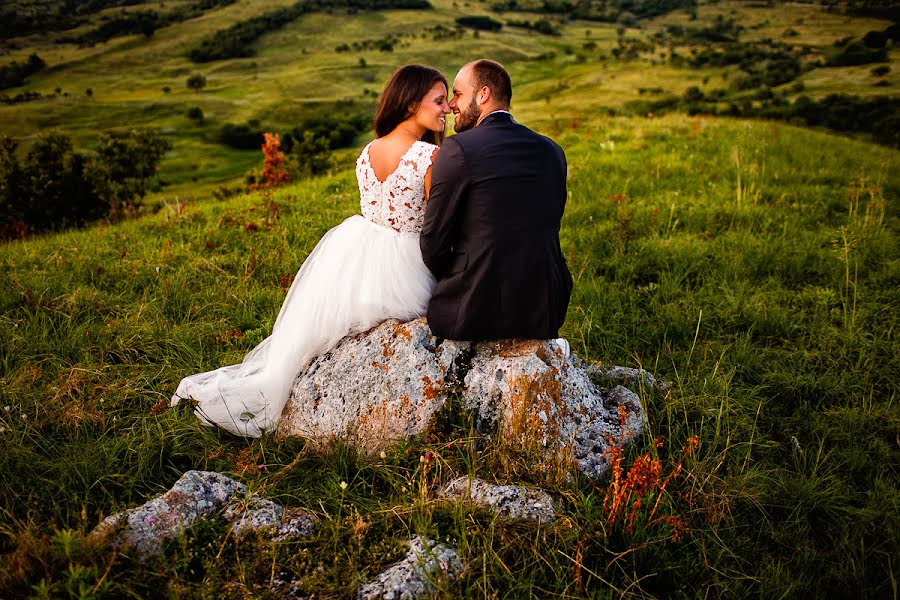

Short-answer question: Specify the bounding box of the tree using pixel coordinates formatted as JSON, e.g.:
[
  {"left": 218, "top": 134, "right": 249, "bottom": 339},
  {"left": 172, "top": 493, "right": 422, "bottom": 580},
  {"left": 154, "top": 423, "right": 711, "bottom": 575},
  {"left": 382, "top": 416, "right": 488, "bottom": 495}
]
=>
[
  {"left": 289, "top": 131, "right": 332, "bottom": 179},
  {"left": 186, "top": 73, "right": 207, "bottom": 90},
  {"left": 90, "top": 128, "right": 172, "bottom": 214},
  {"left": 186, "top": 106, "right": 204, "bottom": 121}
]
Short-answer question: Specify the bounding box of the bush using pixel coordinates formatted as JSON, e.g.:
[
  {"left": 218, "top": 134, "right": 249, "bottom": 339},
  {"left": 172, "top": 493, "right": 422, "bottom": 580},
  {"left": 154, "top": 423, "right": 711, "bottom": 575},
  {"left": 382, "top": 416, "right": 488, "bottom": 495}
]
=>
[
  {"left": 871, "top": 65, "right": 890, "bottom": 77},
  {"left": 186, "top": 73, "right": 207, "bottom": 90},
  {"left": 683, "top": 86, "right": 704, "bottom": 102},
  {"left": 186, "top": 106, "right": 204, "bottom": 121},
  {"left": 288, "top": 131, "right": 333, "bottom": 178},
  {"left": 827, "top": 42, "right": 887, "bottom": 67},
  {"left": 456, "top": 16, "right": 502, "bottom": 31},
  {"left": 0, "top": 53, "right": 46, "bottom": 91},
  {"left": 0, "top": 128, "right": 171, "bottom": 237},
  {"left": 218, "top": 122, "right": 263, "bottom": 149}
]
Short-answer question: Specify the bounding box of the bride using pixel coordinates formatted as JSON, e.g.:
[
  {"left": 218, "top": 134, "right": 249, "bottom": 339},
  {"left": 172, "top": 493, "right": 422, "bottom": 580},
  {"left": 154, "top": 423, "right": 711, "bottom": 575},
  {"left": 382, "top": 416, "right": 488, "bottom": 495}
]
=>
[{"left": 171, "top": 65, "right": 451, "bottom": 437}]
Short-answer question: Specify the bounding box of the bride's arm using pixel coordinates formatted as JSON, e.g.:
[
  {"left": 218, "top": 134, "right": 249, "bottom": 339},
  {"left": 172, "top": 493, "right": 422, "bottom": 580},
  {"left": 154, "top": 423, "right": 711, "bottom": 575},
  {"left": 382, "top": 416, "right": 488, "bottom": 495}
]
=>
[{"left": 424, "top": 147, "right": 440, "bottom": 200}]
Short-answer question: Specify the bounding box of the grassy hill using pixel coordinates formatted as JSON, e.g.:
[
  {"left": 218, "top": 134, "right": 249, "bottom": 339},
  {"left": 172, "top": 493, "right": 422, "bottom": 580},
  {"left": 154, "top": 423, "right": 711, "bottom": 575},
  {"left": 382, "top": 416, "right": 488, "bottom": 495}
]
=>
[
  {"left": 1, "top": 112, "right": 898, "bottom": 597},
  {"left": 1, "top": 0, "right": 899, "bottom": 597}
]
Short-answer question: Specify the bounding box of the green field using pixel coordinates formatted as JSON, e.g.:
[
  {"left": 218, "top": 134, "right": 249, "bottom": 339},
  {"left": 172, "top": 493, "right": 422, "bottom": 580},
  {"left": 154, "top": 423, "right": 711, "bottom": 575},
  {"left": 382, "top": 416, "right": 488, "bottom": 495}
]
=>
[{"left": 1, "top": 1, "right": 899, "bottom": 598}]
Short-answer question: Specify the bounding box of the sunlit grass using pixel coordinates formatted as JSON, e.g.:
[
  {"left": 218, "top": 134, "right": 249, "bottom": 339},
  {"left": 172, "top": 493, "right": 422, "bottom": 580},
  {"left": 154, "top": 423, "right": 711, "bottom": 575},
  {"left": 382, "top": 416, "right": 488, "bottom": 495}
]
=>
[{"left": 0, "top": 112, "right": 897, "bottom": 596}]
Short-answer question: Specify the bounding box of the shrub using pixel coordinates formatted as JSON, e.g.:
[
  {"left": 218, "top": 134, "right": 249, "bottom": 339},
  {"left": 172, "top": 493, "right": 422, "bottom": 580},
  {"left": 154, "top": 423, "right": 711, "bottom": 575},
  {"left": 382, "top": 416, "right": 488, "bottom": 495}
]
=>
[
  {"left": 456, "top": 16, "right": 502, "bottom": 31},
  {"left": 218, "top": 122, "right": 263, "bottom": 149},
  {"left": 0, "top": 53, "right": 46, "bottom": 91},
  {"left": 0, "top": 129, "right": 170, "bottom": 237},
  {"left": 871, "top": 65, "right": 890, "bottom": 77},
  {"left": 186, "top": 73, "right": 206, "bottom": 90},
  {"left": 186, "top": 106, "right": 204, "bottom": 121},
  {"left": 827, "top": 42, "right": 887, "bottom": 67}
]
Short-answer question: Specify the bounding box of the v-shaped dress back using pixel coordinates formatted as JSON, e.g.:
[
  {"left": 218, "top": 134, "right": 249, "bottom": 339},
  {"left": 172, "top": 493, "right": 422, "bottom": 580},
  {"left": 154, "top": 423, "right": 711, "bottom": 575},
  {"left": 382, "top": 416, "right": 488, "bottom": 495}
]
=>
[{"left": 171, "top": 140, "right": 438, "bottom": 437}]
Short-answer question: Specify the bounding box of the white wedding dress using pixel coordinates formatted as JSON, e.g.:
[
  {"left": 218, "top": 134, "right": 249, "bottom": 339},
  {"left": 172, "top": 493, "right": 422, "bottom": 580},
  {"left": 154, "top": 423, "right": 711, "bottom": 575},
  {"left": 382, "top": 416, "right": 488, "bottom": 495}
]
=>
[{"left": 171, "top": 140, "right": 438, "bottom": 437}]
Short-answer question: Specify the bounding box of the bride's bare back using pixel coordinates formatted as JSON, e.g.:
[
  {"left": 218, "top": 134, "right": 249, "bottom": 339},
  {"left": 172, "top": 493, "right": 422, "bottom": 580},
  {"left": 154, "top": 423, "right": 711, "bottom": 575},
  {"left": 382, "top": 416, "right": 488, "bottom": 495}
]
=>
[{"left": 367, "top": 135, "right": 440, "bottom": 197}]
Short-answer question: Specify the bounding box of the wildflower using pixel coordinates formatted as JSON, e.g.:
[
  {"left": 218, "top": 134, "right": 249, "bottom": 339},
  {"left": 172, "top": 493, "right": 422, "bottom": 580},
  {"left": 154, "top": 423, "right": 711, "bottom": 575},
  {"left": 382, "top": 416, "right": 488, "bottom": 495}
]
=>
[
  {"left": 425, "top": 452, "right": 432, "bottom": 462},
  {"left": 379, "top": 451, "right": 387, "bottom": 459},
  {"left": 257, "top": 464, "right": 266, "bottom": 470},
  {"left": 339, "top": 481, "right": 348, "bottom": 491},
  {"left": 3, "top": 406, "right": 9, "bottom": 412},
  {"left": 146, "top": 517, "right": 157, "bottom": 524}
]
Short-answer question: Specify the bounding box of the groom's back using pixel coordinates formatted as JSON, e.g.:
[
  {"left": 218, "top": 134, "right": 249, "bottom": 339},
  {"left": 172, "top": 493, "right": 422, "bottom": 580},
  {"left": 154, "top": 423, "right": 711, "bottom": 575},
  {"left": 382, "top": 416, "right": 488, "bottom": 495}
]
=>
[{"left": 421, "top": 112, "right": 572, "bottom": 341}]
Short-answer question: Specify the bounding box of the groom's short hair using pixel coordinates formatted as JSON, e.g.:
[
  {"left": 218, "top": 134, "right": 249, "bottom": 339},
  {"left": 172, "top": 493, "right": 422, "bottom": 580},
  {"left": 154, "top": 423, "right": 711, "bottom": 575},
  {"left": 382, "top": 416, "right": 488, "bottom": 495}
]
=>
[{"left": 471, "top": 59, "right": 512, "bottom": 108}]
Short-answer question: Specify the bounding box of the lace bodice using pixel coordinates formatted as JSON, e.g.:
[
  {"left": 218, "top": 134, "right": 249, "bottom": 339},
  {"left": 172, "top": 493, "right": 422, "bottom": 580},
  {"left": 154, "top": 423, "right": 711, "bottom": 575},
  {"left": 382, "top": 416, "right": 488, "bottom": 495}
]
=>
[{"left": 356, "top": 140, "right": 437, "bottom": 234}]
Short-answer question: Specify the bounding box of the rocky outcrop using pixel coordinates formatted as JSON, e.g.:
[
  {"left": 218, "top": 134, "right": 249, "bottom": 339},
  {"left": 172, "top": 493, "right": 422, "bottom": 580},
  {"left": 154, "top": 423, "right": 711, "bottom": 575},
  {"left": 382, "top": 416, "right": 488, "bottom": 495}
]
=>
[
  {"left": 440, "top": 476, "right": 558, "bottom": 523},
  {"left": 88, "top": 470, "right": 316, "bottom": 557},
  {"left": 278, "top": 318, "right": 647, "bottom": 479},
  {"left": 356, "top": 536, "right": 464, "bottom": 600},
  {"left": 278, "top": 319, "right": 468, "bottom": 454}
]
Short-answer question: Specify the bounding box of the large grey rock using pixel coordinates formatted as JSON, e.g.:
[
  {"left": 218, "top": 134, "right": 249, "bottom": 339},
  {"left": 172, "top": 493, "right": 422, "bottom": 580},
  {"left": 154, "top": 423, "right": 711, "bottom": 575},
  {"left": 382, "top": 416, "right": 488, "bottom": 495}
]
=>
[
  {"left": 463, "top": 339, "right": 644, "bottom": 480},
  {"left": 278, "top": 318, "right": 646, "bottom": 479},
  {"left": 356, "top": 536, "right": 464, "bottom": 600},
  {"left": 278, "top": 319, "right": 469, "bottom": 454},
  {"left": 88, "top": 470, "right": 246, "bottom": 557},
  {"left": 440, "top": 476, "right": 558, "bottom": 523},
  {"left": 88, "top": 470, "right": 316, "bottom": 558}
]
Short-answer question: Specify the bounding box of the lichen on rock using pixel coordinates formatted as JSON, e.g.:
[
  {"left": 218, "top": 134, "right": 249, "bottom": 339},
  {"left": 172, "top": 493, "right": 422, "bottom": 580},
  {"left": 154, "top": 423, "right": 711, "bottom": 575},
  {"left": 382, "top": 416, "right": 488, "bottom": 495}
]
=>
[
  {"left": 440, "top": 476, "right": 559, "bottom": 523},
  {"left": 278, "top": 318, "right": 648, "bottom": 480},
  {"left": 356, "top": 535, "right": 464, "bottom": 600}
]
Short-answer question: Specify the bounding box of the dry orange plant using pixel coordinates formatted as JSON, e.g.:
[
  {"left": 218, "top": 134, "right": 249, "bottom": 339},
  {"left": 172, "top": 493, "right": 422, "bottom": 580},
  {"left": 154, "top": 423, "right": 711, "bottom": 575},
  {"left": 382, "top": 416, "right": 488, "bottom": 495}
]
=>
[{"left": 600, "top": 406, "right": 700, "bottom": 542}]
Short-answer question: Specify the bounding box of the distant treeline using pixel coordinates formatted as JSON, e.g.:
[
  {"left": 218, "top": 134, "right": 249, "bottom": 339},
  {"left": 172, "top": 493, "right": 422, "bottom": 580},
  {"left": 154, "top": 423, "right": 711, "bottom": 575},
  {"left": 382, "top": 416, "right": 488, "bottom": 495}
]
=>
[
  {"left": 189, "top": 0, "right": 431, "bottom": 63},
  {"left": 0, "top": 0, "right": 236, "bottom": 41},
  {"left": 841, "top": 0, "right": 900, "bottom": 21},
  {"left": 490, "top": 0, "right": 695, "bottom": 22},
  {"left": 627, "top": 92, "right": 900, "bottom": 148},
  {"left": 506, "top": 19, "right": 560, "bottom": 35},
  {"left": 217, "top": 107, "right": 371, "bottom": 152},
  {"left": 0, "top": 1, "right": 142, "bottom": 39},
  {"left": 57, "top": 0, "right": 237, "bottom": 47},
  {"left": 0, "top": 129, "right": 171, "bottom": 239},
  {"left": 456, "top": 16, "right": 503, "bottom": 31},
  {"left": 0, "top": 54, "right": 46, "bottom": 91}
]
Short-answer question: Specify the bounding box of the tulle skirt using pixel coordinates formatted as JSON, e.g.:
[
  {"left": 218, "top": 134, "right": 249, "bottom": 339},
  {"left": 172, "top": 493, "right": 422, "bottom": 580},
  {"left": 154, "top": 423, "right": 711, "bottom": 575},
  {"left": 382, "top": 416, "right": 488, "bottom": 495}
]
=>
[{"left": 170, "top": 215, "right": 436, "bottom": 437}]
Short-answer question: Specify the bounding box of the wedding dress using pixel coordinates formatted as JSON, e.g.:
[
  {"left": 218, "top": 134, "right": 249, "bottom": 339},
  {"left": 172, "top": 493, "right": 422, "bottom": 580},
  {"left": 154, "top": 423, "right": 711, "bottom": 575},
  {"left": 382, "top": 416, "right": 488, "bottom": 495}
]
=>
[{"left": 171, "top": 140, "right": 438, "bottom": 437}]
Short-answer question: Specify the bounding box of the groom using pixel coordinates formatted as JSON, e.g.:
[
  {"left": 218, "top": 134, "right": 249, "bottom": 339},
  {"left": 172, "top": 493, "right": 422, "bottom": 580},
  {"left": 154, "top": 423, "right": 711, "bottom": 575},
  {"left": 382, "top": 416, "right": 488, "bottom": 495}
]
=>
[{"left": 420, "top": 59, "right": 572, "bottom": 342}]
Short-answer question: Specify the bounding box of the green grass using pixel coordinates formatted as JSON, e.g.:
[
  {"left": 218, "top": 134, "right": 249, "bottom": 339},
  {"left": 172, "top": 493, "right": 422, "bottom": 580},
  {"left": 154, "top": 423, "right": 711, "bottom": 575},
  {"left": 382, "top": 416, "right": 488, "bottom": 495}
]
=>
[
  {"left": 0, "top": 112, "right": 897, "bottom": 597},
  {"left": 1, "top": 1, "right": 898, "bottom": 596}
]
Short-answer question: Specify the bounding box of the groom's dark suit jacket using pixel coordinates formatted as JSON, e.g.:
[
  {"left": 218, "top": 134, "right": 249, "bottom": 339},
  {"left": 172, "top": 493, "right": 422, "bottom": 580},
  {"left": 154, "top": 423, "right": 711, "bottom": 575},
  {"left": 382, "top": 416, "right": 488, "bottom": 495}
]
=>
[{"left": 420, "top": 111, "right": 572, "bottom": 341}]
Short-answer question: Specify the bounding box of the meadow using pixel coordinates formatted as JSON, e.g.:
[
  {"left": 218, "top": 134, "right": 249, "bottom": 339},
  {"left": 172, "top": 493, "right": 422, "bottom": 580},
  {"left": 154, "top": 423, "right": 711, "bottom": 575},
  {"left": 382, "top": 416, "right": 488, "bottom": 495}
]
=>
[{"left": 1, "top": 1, "right": 899, "bottom": 598}]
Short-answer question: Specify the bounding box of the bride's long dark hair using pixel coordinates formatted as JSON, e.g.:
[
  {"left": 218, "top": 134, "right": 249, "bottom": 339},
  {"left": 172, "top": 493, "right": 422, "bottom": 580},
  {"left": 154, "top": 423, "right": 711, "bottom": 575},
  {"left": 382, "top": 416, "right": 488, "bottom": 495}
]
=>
[{"left": 374, "top": 64, "right": 448, "bottom": 146}]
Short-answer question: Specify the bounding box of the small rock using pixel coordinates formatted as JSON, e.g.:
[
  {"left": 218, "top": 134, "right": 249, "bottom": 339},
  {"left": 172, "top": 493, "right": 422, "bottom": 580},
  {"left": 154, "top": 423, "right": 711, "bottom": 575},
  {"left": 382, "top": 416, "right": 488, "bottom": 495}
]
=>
[
  {"left": 356, "top": 536, "right": 464, "bottom": 600},
  {"left": 88, "top": 470, "right": 245, "bottom": 558},
  {"left": 587, "top": 364, "right": 671, "bottom": 394},
  {"left": 440, "top": 476, "right": 558, "bottom": 523},
  {"left": 224, "top": 496, "right": 283, "bottom": 537},
  {"left": 272, "top": 508, "right": 318, "bottom": 542}
]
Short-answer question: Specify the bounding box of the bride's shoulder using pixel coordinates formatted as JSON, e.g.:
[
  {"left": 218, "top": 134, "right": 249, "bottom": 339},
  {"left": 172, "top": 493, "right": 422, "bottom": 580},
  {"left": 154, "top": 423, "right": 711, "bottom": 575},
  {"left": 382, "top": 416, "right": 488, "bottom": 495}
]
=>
[{"left": 356, "top": 140, "right": 376, "bottom": 163}]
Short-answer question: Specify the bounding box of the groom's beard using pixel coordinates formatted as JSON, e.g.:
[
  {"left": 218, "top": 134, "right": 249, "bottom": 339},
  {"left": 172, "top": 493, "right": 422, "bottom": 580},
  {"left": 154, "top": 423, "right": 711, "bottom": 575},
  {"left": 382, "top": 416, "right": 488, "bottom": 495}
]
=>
[{"left": 453, "top": 97, "right": 481, "bottom": 133}]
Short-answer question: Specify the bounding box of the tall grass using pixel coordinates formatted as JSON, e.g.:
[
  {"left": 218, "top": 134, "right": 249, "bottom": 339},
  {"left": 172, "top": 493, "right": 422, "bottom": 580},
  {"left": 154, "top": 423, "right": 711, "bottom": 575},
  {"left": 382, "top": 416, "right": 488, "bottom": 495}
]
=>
[{"left": 0, "top": 113, "right": 897, "bottom": 597}]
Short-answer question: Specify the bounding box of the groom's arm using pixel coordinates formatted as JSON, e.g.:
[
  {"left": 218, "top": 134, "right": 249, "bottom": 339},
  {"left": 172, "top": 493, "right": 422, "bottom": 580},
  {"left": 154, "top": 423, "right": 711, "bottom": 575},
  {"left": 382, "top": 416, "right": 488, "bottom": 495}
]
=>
[{"left": 420, "top": 137, "right": 466, "bottom": 277}]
